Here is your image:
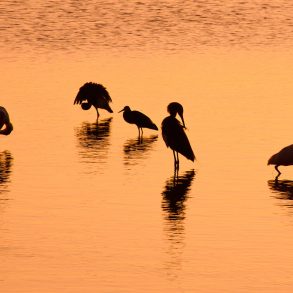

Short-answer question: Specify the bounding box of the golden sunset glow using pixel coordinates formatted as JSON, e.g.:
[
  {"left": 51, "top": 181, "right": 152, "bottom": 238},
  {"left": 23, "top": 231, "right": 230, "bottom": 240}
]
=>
[{"left": 1, "top": 1, "right": 293, "bottom": 292}]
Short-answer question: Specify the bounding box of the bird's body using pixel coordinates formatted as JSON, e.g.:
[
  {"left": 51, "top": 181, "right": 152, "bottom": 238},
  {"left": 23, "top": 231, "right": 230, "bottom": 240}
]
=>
[
  {"left": 0, "top": 106, "right": 13, "bottom": 135},
  {"left": 119, "top": 106, "right": 158, "bottom": 137},
  {"left": 268, "top": 144, "right": 293, "bottom": 178},
  {"left": 162, "top": 102, "right": 195, "bottom": 168},
  {"left": 74, "top": 82, "right": 113, "bottom": 119}
]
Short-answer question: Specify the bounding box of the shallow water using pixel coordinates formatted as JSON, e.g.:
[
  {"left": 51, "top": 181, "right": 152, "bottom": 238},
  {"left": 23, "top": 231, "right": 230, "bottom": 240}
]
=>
[{"left": 1, "top": 1, "right": 293, "bottom": 292}]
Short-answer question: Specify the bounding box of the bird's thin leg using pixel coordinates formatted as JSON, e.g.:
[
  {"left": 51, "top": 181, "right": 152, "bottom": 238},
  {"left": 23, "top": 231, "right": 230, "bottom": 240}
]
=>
[
  {"left": 141, "top": 128, "right": 143, "bottom": 137},
  {"left": 137, "top": 126, "right": 141, "bottom": 138},
  {"left": 275, "top": 165, "right": 281, "bottom": 175},
  {"left": 176, "top": 152, "right": 179, "bottom": 168},
  {"left": 173, "top": 150, "right": 177, "bottom": 168},
  {"left": 96, "top": 109, "right": 100, "bottom": 120}
]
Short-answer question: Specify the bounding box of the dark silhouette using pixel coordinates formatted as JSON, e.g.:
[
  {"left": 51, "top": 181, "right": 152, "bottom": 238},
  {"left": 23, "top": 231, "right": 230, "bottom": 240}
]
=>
[
  {"left": 74, "top": 82, "right": 113, "bottom": 119},
  {"left": 123, "top": 135, "right": 158, "bottom": 165},
  {"left": 162, "top": 102, "right": 195, "bottom": 169},
  {"left": 161, "top": 169, "right": 195, "bottom": 221},
  {"left": 268, "top": 179, "right": 293, "bottom": 208},
  {"left": 0, "top": 106, "right": 13, "bottom": 135},
  {"left": 0, "top": 151, "right": 13, "bottom": 194},
  {"left": 74, "top": 118, "right": 112, "bottom": 169},
  {"left": 268, "top": 144, "right": 293, "bottom": 179},
  {"left": 119, "top": 106, "right": 158, "bottom": 138},
  {"left": 161, "top": 169, "right": 195, "bottom": 280}
]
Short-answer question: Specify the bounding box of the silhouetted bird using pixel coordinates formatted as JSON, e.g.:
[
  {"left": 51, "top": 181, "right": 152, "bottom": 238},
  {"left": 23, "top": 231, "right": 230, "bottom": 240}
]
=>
[
  {"left": 162, "top": 102, "right": 195, "bottom": 169},
  {"left": 74, "top": 82, "right": 113, "bottom": 119},
  {"left": 119, "top": 106, "right": 158, "bottom": 137},
  {"left": 167, "top": 102, "right": 186, "bottom": 128},
  {"left": 0, "top": 106, "right": 13, "bottom": 135},
  {"left": 268, "top": 144, "right": 293, "bottom": 178}
]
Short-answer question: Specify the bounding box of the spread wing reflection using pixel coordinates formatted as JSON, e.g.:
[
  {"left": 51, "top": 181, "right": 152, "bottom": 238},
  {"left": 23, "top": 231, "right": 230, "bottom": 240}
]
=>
[
  {"left": 123, "top": 135, "right": 158, "bottom": 166},
  {"left": 0, "top": 150, "right": 13, "bottom": 197},
  {"left": 161, "top": 169, "right": 195, "bottom": 280},
  {"left": 75, "top": 118, "right": 112, "bottom": 168},
  {"left": 268, "top": 179, "right": 293, "bottom": 203}
]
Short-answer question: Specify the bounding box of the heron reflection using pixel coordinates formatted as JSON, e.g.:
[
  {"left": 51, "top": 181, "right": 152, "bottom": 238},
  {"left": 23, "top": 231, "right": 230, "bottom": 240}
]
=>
[
  {"left": 123, "top": 135, "right": 158, "bottom": 166},
  {"left": 161, "top": 169, "right": 195, "bottom": 280},
  {"left": 75, "top": 118, "right": 112, "bottom": 168},
  {"left": 162, "top": 169, "right": 195, "bottom": 222},
  {"left": 268, "top": 179, "right": 293, "bottom": 203},
  {"left": 0, "top": 150, "right": 13, "bottom": 195}
]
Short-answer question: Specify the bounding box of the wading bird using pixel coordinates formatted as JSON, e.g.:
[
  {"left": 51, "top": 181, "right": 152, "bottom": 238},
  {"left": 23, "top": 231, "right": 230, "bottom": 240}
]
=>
[
  {"left": 73, "top": 82, "right": 113, "bottom": 119},
  {"left": 119, "top": 106, "right": 158, "bottom": 138},
  {"left": 268, "top": 144, "right": 293, "bottom": 178},
  {"left": 162, "top": 102, "right": 195, "bottom": 169},
  {"left": 0, "top": 106, "right": 13, "bottom": 135}
]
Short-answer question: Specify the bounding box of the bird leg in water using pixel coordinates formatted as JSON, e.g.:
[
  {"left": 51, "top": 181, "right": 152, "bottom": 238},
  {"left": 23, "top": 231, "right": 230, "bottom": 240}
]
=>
[
  {"left": 173, "top": 167, "right": 179, "bottom": 185},
  {"left": 275, "top": 165, "right": 281, "bottom": 176},
  {"left": 137, "top": 127, "right": 144, "bottom": 139},
  {"left": 173, "top": 150, "right": 180, "bottom": 169}
]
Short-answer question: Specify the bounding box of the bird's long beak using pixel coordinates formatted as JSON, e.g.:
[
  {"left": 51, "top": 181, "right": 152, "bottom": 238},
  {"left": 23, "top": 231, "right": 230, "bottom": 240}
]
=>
[
  {"left": 118, "top": 108, "right": 124, "bottom": 113},
  {"left": 179, "top": 113, "right": 186, "bottom": 129}
]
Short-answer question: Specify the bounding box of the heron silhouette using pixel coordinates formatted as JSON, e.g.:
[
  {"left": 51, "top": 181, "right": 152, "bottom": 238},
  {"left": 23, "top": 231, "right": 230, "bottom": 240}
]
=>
[
  {"left": 268, "top": 144, "right": 293, "bottom": 179},
  {"left": 119, "top": 106, "right": 158, "bottom": 137},
  {"left": 73, "top": 82, "right": 113, "bottom": 119},
  {"left": 0, "top": 107, "right": 13, "bottom": 135},
  {"left": 162, "top": 102, "right": 195, "bottom": 169}
]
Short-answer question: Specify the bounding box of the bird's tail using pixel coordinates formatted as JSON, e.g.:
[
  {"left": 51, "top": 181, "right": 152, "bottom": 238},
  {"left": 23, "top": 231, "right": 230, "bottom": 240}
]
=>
[{"left": 150, "top": 123, "right": 158, "bottom": 131}]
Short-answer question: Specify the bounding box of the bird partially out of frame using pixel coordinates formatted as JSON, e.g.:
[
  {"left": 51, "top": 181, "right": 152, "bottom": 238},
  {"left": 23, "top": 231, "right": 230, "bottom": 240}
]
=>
[
  {"left": 162, "top": 102, "right": 195, "bottom": 169},
  {"left": 74, "top": 82, "right": 113, "bottom": 119},
  {"left": 0, "top": 106, "right": 13, "bottom": 135},
  {"left": 119, "top": 106, "right": 158, "bottom": 138},
  {"left": 268, "top": 144, "right": 293, "bottom": 179}
]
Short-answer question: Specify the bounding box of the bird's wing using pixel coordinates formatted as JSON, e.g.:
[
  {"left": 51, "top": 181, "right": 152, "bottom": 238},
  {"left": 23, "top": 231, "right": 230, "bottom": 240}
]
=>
[
  {"left": 132, "top": 111, "right": 157, "bottom": 128},
  {"left": 74, "top": 86, "right": 87, "bottom": 105},
  {"left": 74, "top": 83, "right": 112, "bottom": 105},
  {"left": 95, "top": 84, "right": 112, "bottom": 103},
  {"left": 162, "top": 117, "right": 195, "bottom": 161}
]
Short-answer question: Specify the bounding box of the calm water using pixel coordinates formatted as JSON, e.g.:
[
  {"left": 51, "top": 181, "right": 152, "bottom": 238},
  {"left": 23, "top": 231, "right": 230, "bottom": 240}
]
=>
[{"left": 1, "top": 1, "right": 293, "bottom": 292}]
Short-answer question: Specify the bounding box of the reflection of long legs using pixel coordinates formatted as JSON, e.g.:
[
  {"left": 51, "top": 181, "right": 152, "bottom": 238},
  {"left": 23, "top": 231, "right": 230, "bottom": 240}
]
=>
[{"left": 173, "top": 166, "right": 179, "bottom": 185}]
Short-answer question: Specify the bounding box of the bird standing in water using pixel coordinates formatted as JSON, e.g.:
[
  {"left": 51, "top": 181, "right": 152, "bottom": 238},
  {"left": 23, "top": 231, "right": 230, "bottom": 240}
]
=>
[
  {"left": 268, "top": 144, "right": 293, "bottom": 178},
  {"left": 119, "top": 106, "right": 158, "bottom": 138},
  {"left": 162, "top": 102, "right": 195, "bottom": 169},
  {"left": 74, "top": 82, "right": 113, "bottom": 119},
  {"left": 0, "top": 106, "right": 13, "bottom": 135}
]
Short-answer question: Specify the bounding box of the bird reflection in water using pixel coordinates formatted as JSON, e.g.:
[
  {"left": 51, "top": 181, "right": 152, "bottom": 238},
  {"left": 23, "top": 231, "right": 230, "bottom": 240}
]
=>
[
  {"left": 268, "top": 179, "right": 293, "bottom": 208},
  {"left": 0, "top": 151, "right": 13, "bottom": 206},
  {"left": 161, "top": 169, "right": 195, "bottom": 280},
  {"left": 123, "top": 135, "right": 158, "bottom": 166},
  {"left": 75, "top": 118, "right": 112, "bottom": 173}
]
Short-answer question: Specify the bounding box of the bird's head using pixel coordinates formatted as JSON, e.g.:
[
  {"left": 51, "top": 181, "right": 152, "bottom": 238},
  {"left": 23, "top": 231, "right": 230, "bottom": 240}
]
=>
[
  {"left": 118, "top": 106, "right": 131, "bottom": 113},
  {"left": 0, "top": 123, "right": 13, "bottom": 135},
  {"left": 81, "top": 102, "right": 92, "bottom": 110},
  {"left": 167, "top": 102, "right": 185, "bottom": 128}
]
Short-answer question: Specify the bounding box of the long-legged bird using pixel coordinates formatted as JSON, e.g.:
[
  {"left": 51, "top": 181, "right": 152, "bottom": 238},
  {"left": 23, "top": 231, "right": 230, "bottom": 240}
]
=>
[
  {"left": 74, "top": 82, "right": 113, "bottom": 119},
  {"left": 162, "top": 102, "right": 195, "bottom": 169},
  {"left": 0, "top": 106, "right": 13, "bottom": 135},
  {"left": 119, "top": 106, "right": 158, "bottom": 137},
  {"left": 268, "top": 144, "right": 293, "bottom": 178}
]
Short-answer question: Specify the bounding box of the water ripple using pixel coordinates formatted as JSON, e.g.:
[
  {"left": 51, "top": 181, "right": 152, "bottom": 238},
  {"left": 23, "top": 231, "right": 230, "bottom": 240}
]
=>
[{"left": 1, "top": 0, "right": 293, "bottom": 56}]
